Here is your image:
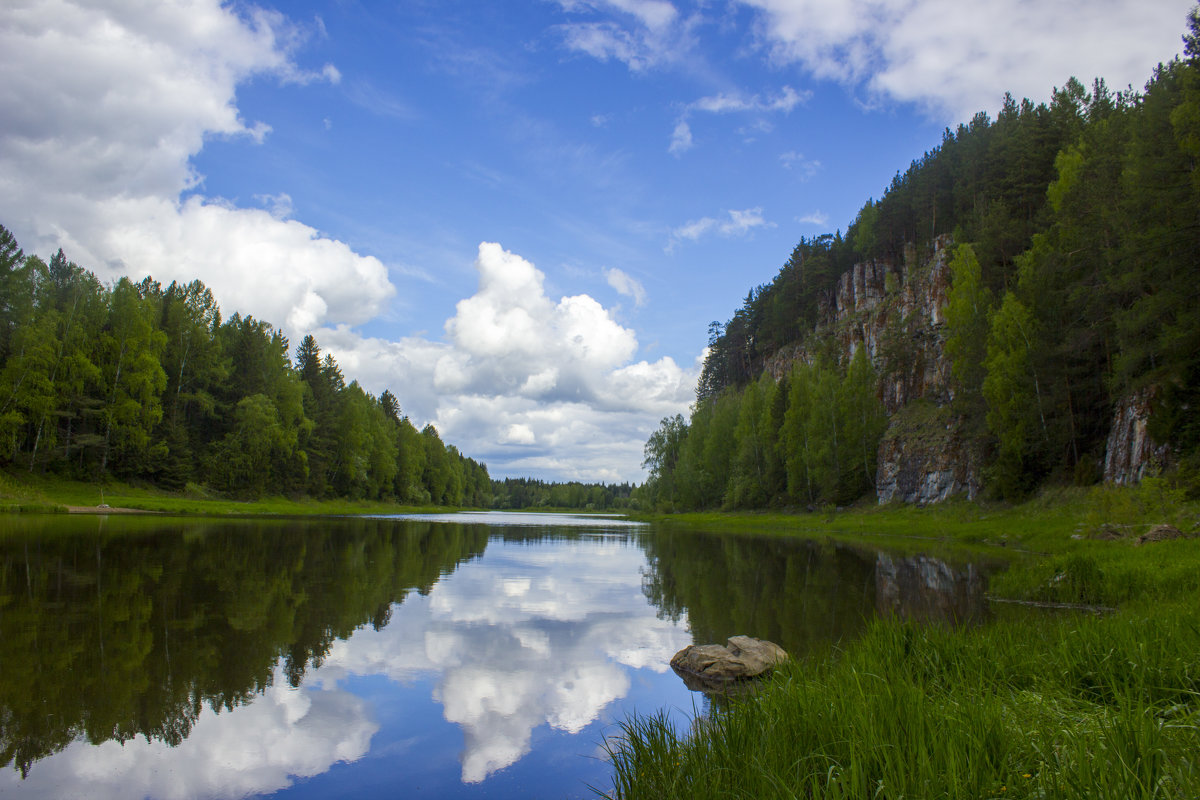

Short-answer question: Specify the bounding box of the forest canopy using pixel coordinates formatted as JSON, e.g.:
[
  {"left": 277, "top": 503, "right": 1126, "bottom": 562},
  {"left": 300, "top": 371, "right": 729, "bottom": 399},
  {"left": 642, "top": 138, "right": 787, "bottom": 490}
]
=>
[
  {"left": 0, "top": 226, "right": 490, "bottom": 504},
  {"left": 649, "top": 8, "right": 1200, "bottom": 510}
]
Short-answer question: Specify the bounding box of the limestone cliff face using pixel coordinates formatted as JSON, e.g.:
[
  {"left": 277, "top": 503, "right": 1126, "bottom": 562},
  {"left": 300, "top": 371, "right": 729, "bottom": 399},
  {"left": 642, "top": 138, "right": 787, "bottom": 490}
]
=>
[
  {"left": 765, "top": 237, "right": 954, "bottom": 414},
  {"left": 763, "top": 236, "right": 1168, "bottom": 503},
  {"left": 1104, "top": 388, "right": 1170, "bottom": 484},
  {"left": 764, "top": 235, "right": 972, "bottom": 504},
  {"left": 876, "top": 401, "right": 980, "bottom": 504}
]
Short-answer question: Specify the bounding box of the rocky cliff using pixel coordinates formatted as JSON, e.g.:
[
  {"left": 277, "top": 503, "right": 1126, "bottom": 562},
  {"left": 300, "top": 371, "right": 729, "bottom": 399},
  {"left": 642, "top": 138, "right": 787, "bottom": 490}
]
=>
[
  {"left": 1103, "top": 388, "right": 1171, "bottom": 484},
  {"left": 765, "top": 235, "right": 977, "bottom": 504},
  {"left": 764, "top": 236, "right": 1169, "bottom": 503},
  {"left": 764, "top": 238, "right": 954, "bottom": 413}
]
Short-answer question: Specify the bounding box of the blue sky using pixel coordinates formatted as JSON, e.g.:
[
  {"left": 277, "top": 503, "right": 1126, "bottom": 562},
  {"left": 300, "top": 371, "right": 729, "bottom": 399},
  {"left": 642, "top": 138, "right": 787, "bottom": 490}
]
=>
[{"left": 0, "top": 0, "right": 1192, "bottom": 482}]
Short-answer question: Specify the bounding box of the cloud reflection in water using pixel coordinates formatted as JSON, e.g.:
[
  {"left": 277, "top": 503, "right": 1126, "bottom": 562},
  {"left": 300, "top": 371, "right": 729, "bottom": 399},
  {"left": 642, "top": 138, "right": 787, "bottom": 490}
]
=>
[
  {"left": 0, "top": 674, "right": 378, "bottom": 800},
  {"left": 318, "top": 535, "right": 690, "bottom": 783},
  {"left": 0, "top": 529, "right": 688, "bottom": 798}
]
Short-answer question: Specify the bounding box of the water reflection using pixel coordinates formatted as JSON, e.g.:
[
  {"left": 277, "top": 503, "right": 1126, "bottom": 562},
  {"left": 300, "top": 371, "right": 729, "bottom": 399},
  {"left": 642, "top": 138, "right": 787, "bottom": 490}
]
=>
[
  {"left": 313, "top": 534, "right": 688, "bottom": 783},
  {"left": 0, "top": 513, "right": 1003, "bottom": 799},
  {"left": 640, "top": 528, "right": 993, "bottom": 658},
  {"left": 874, "top": 552, "right": 988, "bottom": 624},
  {"left": 0, "top": 516, "right": 487, "bottom": 788}
]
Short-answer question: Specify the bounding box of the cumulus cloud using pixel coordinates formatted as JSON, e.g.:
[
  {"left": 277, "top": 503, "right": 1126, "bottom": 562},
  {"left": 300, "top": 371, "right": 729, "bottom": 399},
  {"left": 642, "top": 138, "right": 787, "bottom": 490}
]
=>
[
  {"left": 797, "top": 211, "right": 830, "bottom": 226},
  {"left": 737, "top": 0, "right": 1193, "bottom": 121},
  {"left": 0, "top": 1, "right": 696, "bottom": 483},
  {"left": 605, "top": 267, "right": 647, "bottom": 306},
  {"left": 0, "top": 0, "right": 389, "bottom": 338},
  {"left": 446, "top": 243, "right": 638, "bottom": 396},
  {"left": 668, "top": 206, "right": 774, "bottom": 250},
  {"left": 313, "top": 244, "right": 698, "bottom": 482}
]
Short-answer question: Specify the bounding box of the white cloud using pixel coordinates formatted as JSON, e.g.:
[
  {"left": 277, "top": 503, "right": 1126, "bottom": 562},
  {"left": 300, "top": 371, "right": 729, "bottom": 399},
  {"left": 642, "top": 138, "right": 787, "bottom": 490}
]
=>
[
  {"left": 313, "top": 244, "right": 698, "bottom": 481},
  {"left": 554, "top": 0, "right": 696, "bottom": 71},
  {"left": 671, "top": 85, "right": 810, "bottom": 155},
  {"left": 668, "top": 119, "right": 694, "bottom": 155},
  {"left": 690, "top": 85, "right": 810, "bottom": 114},
  {"left": 797, "top": 211, "right": 830, "bottom": 226},
  {"left": 780, "top": 151, "right": 822, "bottom": 179},
  {"left": 447, "top": 243, "right": 639, "bottom": 385},
  {"left": 500, "top": 423, "right": 537, "bottom": 445},
  {"left": 738, "top": 0, "right": 1193, "bottom": 121},
  {"left": 0, "top": 0, "right": 697, "bottom": 484},
  {"left": 0, "top": 0, "right": 385, "bottom": 339},
  {"left": 605, "top": 267, "right": 647, "bottom": 306},
  {"left": 668, "top": 206, "right": 774, "bottom": 250}
]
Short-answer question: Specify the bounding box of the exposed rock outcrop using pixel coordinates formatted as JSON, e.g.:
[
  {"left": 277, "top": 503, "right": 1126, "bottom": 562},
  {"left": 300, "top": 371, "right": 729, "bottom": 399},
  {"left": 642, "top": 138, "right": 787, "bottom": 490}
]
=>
[
  {"left": 763, "top": 236, "right": 974, "bottom": 504},
  {"left": 764, "top": 238, "right": 956, "bottom": 409},
  {"left": 670, "top": 635, "right": 788, "bottom": 693},
  {"left": 1135, "top": 524, "right": 1194, "bottom": 545},
  {"left": 876, "top": 402, "right": 980, "bottom": 504},
  {"left": 1104, "top": 388, "right": 1171, "bottom": 484},
  {"left": 761, "top": 234, "right": 1166, "bottom": 504}
]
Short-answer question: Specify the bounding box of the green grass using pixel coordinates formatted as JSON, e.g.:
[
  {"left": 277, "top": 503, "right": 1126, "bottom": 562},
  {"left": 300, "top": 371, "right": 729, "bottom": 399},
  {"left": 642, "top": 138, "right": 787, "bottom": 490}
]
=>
[
  {"left": 605, "top": 484, "right": 1200, "bottom": 799},
  {"left": 0, "top": 469, "right": 462, "bottom": 517},
  {"left": 604, "top": 610, "right": 1200, "bottom": 799}
]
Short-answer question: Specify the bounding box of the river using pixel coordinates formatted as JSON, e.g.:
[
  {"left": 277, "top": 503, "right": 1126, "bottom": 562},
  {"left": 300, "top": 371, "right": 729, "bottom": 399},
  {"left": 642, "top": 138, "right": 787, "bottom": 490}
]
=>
[{"left": 0, "top": 512, "right": 998, "bottom": 798}]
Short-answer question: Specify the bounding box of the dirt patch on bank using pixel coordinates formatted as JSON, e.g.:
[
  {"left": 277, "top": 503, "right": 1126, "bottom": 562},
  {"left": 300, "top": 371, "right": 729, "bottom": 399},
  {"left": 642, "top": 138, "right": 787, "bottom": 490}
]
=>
[{"left": 66, "top": 505, "right": 158, "bottom": 514}]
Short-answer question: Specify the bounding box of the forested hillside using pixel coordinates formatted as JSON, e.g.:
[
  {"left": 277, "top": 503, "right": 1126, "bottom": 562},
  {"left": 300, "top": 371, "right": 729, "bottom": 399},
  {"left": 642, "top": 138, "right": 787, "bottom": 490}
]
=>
[
  {"left": 642, "top": 10, "right": 1200, "bottom": 510},
  {"left": 0, "top": 226, "right": 491, "bottom": 504}
]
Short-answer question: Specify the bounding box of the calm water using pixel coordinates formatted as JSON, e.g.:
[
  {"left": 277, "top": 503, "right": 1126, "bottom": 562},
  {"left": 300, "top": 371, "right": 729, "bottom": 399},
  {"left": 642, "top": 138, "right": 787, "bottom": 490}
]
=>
[{"left": 0, "top": 512, "right": 998, "bottom": 799}]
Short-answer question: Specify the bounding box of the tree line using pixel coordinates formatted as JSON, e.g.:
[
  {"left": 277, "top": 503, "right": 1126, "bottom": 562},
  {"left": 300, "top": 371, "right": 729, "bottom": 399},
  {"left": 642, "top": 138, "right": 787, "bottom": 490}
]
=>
[
  {"left": 0, "top": 227, "right": 490, "bottom": 503},
  {"left": 656, "top": 7, "right": 1200, "bottom": 507},
  {"left": 490, "top": 477, "right": 636, "bottom": 510},
  {"left": 640, "top": 350, "right": 886, "bottom": 510}
]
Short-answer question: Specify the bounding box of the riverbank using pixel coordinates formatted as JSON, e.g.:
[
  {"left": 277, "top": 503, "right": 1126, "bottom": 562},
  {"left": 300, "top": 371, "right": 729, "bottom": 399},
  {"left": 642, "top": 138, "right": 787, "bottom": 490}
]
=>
[
  {"left": 605, "top": 483, "right": 1200, "bottom": 800},
  {"left": 0, "top": 470, "right": 464, "bottom": 517}
]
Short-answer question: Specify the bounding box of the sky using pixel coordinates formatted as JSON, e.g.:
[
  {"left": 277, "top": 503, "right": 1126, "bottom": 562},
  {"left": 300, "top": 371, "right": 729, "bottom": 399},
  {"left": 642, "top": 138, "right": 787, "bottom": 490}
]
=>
[{"left": 0, "top": 0, "right": 1193, "bottom": 483}]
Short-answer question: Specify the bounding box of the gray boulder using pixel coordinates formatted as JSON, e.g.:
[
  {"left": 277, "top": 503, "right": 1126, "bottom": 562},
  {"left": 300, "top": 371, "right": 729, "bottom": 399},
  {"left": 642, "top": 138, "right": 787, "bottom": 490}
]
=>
[{"left": 670, "top": 635, "right": 788, "bottom": 693}]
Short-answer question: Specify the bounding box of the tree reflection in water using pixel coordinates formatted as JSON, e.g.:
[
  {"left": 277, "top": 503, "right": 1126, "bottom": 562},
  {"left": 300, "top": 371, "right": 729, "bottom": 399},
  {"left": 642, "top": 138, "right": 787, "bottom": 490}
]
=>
[
  {"left": 639, "top": 528, "right": 995, "bottom": 659},
  {"left": 0, "top": 515, "right": 1002, "bottom": 798},
  {"left": 0, "top": 515, "right": 487, "bottom": 778}
]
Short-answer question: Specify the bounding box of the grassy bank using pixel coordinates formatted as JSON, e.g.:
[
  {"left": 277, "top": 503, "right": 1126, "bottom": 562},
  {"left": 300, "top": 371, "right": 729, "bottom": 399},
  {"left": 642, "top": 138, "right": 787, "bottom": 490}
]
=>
[
  {"left": 0, "top": 470, "right": 462, "bottom": 517},
  {"left": 605, "top": 485, "right": 1200, "bottom": 799}
]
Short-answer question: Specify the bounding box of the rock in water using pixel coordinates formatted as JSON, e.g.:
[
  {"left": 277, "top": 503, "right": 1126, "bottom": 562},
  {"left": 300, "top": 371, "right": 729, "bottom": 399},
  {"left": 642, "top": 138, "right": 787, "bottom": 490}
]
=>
[{"left": 670, "top": 635, "right": 788, "bottom": 693}]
